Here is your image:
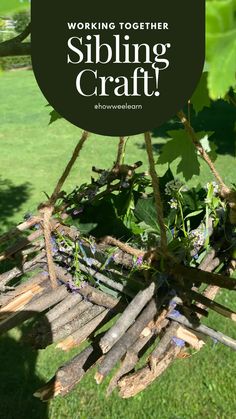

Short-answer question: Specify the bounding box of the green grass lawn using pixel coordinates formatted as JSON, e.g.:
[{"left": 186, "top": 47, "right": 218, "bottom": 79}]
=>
[
  {"left": 0, "top": 70, "right": 236, "bottom": 419},
  {"left": 0, "top": 0, "right": 29, "bottom": 16}
]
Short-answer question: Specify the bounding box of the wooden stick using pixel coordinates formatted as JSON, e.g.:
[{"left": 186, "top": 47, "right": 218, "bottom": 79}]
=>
[
  {"left": 149, "top": 322, "right": 180, "bottom": 370},
  {"left": 0, "top": 230, "right": 42, "bottom": 262},
  {"left": 115, "top": 137, "right": 126, "bottom": 167},
  {"left": 100, "top": 236, "right": 144, "bottom": 258},
  {"left": 49, "top": 131, "right": 89, "bottom": 204},
  {"left": 57, "top": 309, "right": 111, "bottom": 351},
  {"left": 31, "top": 304, "right": 105, "bottom": 349},
  {"left": 175, "top": 326, "right": 205, "bottom": 350},
  {"left": 118, "top": 344, "right": 180, "bottom": 398},
  {"left": 40, "top": 206, "right": 58, "bottom": 289},
  {"left": 107, "top": 315, "right": 169, "bottom": 395},
  {"left": 0, "top": 216, "right": 41, "bottom": 245},
  {"left": 0, "top": 251, "right": 46, "bottom": 286},
  {"left": 177, "top": 110, "right": 226, "bottom": 188},
  {"left": 78, "top": 260, "right": 135, "bottom": 297},
  {"left": 198, "top": 249, "right": 217, "bottom": 271},
  {"left": 0, "top": 285, "right": 68, "bottom": 335},
  {"left": 55, "top": 266, "right": 123, "bottom": 309},
  {"left": 0, "top": 272, "right": 49, "bottom": 307},
  {"left": 100, "top": 282, "right": 156, "bottom": 353},
  {"left": 50, "top": 300, "right": 93, "bottom": 331},
  {"left": 95, "top": 297, "right": 164, "bottom": 383},
  {"left": 34, "top": 336, "right": 103, "bottom": 400},
  {"left": 0, "top": 282, "right": 49, "bottom": 321},
  {"left": 46, "top": 292, "right": 83, "bottom": 323},
  {"left": 144, "top": 131, "right": 168, "bottom": 254},
  {"left": 167, "top": 313, "right": 236, "bottom": 350},
  {"left": 185, "top": 289, "right": 236, "bottom": 322},
  {"left": 173, "top": 264, "right": 236, "bottom": 290}
]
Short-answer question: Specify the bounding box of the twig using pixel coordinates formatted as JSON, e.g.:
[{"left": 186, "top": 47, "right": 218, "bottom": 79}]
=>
[
  {"left": 31, "top": 304, "right": 105, "bottom": 349},
  {"left": 50, "top": 300, "right": 93, "bottom": 331},
  {"left": 149, "top": 322, "right": 180, "bottom": 370},
  {"left": 99, "top": 236, "right": 144, "bottom": 258},
  {"left": 34, "top": 336, "right": 103, "bottom": 400},
  {"left": 0, "top": 272, "right": 49, "bottom": 307},
  {"left": 49, "top": 131, "right": 89, "bottom": 205},
  {"left": 177, "top": 110, "right": 236, "bottom": 224},
  {"left": 40, "top": 206, "right": 58, "bottom": 289},
  {"left": 107, "top": 315, "right": 169, "bottom": 395},
  {"left": 100, "top": 282, "right": 156, "bottom": 353},
  {"left": 118, "top": 344, "right": 181, "bottom": 398},
  {"left": 0, "top": 216, "right": 41, "bottom": 245},
  {"left": 55, "top": 266, "right": 124, "bottom": 308},
  {"left": 144, "top": 132, "right": 168, "bottom": 254},
  {"left": 95, "top": 297, "right": 164, "bottom": 383},
  {"left": 0, "top": 251, "right": 46, "bottom": 286},
  {"left": 0, "top": 285, "right": 68, "bottom": 335},
  {"left": 46, "top": 292, "right": 82, "bottom": 323},
  {"left": 177, "top": 110, "right": 226, "bottom": 188},
  {"left": 57, "top": 309, "right": 112, "bottom": 351},
  {"left": 172, "top": 264, "right": 236, "bottom": 290},
  {"left": 185, "top": 288, "right": 236, "bottom": 322},
  {"left": 78, "top": 260, "right": 135, "bottom": 297},
  {"left": 167, "top": 312, "right": 236, "bottom": 350},
  {"left": 115, "top": 137, "right": 126, "bottom": 167},
  {"left": 0, "top": 230, "right": 42, "bottom": 262}
]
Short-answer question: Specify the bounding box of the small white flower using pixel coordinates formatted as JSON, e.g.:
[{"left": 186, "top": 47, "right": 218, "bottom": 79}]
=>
[
  {"left": 189, "top": 225, "right": 205, "bottom": 247},
  {"left": 205, "top": 181, "right": 219, "bottom": 195},
  {"left": 168, "top": 198, "right": 178, "bottom": 209}
]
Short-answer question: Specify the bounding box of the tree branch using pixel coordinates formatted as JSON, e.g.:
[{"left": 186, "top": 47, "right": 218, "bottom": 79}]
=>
[{"left": 0, "top": 23, "right": 31, "bottom": 57}]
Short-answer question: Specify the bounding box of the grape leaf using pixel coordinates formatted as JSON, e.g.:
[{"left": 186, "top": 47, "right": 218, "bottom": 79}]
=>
[
  {"left": 49, "top": 109, "right": 62, "bottom": 125},
  {"left": 157, "top": 130, "right": 207, "bottom": 181},
  {"left": 135, "top": 197, "right": 160, "bottom": 232},
  {"left": 191, "top": 72, "right": 210, "bottom": 113},
  {"left": 207, "top": 29, "right": 236, "bottom": 99},
  {"left": 199, "top": 134, "right": 217, "bottom": 162},
  {"left": 206, "top": 0, "right": 236, "bottom": 99}
]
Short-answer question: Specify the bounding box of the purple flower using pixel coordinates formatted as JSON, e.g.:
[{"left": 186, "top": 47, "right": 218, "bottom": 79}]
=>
[
  {"left": 172, "top": 337, "right": 185, "bottom": 348},
  {"left": 170, "top": 309, "right": 181, "bottom": 319},
  {"left": 136, "top": 256, "right": 143, "bottom": 266},
  {"left": 73, "top": 207, "right": 83, "bottom": 216},
  {"left": 169, "top": 300, "right": 177, "bottom": 309},
  {"left": 90, "top": 244, "right": 96, "bottom": 255}
]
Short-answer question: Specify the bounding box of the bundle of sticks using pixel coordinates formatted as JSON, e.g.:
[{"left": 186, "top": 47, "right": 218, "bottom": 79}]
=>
[{"left": 0, "top": 214, "right": 236, "bottom": 400}]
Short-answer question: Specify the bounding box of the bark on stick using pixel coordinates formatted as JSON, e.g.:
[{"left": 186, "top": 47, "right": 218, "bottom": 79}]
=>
[{"left": 100, "top": 282, "right": 156, "bottom": 353}]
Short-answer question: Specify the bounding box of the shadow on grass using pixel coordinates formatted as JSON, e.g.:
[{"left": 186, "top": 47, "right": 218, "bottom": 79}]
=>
[
  {"left": 0, "top": 177, "right": 32, "bottom": 234},
  {"left": 144, "top": 100, "right": 236, "bottom": 156},
  {"left": 0, "top": 312, "right": 51, "bottom": 419}
]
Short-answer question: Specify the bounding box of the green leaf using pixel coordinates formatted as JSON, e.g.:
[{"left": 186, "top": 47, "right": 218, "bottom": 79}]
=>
[
  {"left": 184, "top": 210, "right": 204, "bottom": 220},
  {"left": 206, "top": 0, "right": 236, "bottom": 99},
  {"left": 135, "top": 197, "right": 160, "bottom": 232},
  {"left": 157, "top": 130, "right": 201, "bottom": 181},
  {"left": 49, "top": 110, "right": 62, "bottom": 125},
  {"left": 191, "top": 73, "right": 210, "bottom": 113},
  {"left": 64, "top": 217, "right": 98, "bottom": 235},
  {"left": 207, "top": 29, "right": 236, "bottom": 99},
  {"left": 199, "top": 133, "right": 218, "bottom": 162}
]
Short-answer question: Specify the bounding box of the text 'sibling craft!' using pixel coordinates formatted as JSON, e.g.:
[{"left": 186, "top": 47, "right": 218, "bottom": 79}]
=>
[{"left": 31, "top": 0, "right": 205, "bottom": 135}]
